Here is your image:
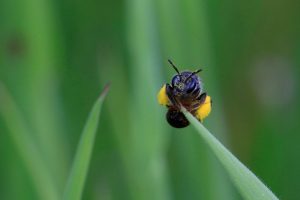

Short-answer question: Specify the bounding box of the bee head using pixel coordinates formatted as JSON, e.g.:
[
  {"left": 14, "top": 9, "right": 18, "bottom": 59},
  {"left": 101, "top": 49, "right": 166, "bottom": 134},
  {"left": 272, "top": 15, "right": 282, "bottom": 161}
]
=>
[
  {"left": 168, "top": 59, "right": 202, "bottom": 97},
  {"left": 171, "top": 72, "right": 201, "bottom": 94}
]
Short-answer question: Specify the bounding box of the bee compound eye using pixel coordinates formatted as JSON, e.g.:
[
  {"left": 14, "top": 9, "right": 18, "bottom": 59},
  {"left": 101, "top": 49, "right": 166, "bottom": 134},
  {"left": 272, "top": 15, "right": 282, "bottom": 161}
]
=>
[
  {"left": 185, "top": 81, "right": 197, "bottom": 93},
  {"left": 166, "top": 109, "right": 189, "bottom": 128},
  {"left": 171, "top": 75, "right": 181, "bottom": 86}
]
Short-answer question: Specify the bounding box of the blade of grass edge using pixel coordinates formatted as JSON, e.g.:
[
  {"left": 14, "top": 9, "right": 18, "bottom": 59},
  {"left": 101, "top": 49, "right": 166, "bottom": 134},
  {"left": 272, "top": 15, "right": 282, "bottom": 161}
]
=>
[
  {"left": 63, "top": 84, "right": 110, "bottom": 200},
  {"left": 182, "top": 109, "right": 279, "bottom": 200}
]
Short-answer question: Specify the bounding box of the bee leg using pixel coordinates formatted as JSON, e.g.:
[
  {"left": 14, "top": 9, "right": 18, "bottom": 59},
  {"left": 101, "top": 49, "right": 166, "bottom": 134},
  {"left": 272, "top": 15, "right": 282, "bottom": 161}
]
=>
[
  {"left": 198, "top": 92, "right": 212, "bottom": 108},
  {"left": 190, "top": 101, "right": 202, "bottom": 112},
  {"left": 166, "top": 83, "right": 180, "bottom": 109},
  {"left": 198, "top": 92, "right": 207, "bottom": 104}
]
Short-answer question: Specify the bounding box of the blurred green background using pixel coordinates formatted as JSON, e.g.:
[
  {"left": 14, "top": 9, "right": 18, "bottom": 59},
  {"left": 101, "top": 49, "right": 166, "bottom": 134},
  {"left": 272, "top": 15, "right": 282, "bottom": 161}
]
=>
[{"left": 0, "top": 0, "right": 300, "bottom": 199}]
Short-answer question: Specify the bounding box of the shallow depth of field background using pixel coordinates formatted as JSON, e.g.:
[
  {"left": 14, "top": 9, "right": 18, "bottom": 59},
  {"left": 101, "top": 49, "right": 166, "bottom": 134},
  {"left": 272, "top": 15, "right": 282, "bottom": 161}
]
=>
[{"left": 1, "top": 0, "right": 300, "bottom": 199}]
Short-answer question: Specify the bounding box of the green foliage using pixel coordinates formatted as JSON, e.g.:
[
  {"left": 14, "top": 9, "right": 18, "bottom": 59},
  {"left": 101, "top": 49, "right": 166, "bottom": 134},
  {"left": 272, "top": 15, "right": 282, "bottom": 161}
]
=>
[
  {"left": 1, "top": 0, "right": 300, "bottom": 199},
  {"left": 0, "top": 84, "right": 59, "bottom": 200}
]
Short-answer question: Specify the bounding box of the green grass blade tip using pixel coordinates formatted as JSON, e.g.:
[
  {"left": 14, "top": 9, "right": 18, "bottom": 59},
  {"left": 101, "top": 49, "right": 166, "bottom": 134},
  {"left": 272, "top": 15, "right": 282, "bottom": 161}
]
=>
[{"left": 63, "top": 83, "right": 110, "bottom": 200}]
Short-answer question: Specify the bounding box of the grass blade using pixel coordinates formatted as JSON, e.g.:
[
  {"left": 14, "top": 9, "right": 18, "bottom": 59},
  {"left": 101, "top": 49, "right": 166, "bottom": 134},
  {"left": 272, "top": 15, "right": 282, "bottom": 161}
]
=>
[
  {"left": 0, "top": 83, "right": 59, "bottom": 200},
  {"left": 182, "top": 109, "right": 279, "bottom": 200},
  {"left": 124, "top": 0, "right": 171, "bottom": 199},
  {"left": 63, "top": 84, "right": 110, "bottom": 200}
]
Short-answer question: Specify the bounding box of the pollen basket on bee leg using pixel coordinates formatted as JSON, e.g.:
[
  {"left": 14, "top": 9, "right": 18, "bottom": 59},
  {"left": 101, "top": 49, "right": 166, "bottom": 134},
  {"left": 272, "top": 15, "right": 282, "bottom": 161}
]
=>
[
  {"left": 157, "top": 84, "right": 170, "bottom": 106},
  {"left": 195, "top": 95, "right": 212, "bottom": 122}
]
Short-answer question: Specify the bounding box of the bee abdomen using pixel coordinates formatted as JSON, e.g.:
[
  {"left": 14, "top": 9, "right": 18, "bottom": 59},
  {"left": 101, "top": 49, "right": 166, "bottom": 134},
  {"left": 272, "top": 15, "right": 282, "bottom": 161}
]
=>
[{"left": 166, "top": 109, "right": 189, "bottom": 128}]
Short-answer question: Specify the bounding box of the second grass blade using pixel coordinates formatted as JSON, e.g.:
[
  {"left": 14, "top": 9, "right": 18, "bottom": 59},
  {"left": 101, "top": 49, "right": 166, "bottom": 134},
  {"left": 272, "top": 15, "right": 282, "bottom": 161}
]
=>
[{"left": 63, "top": 84, "right": 110, "bottom": 200}]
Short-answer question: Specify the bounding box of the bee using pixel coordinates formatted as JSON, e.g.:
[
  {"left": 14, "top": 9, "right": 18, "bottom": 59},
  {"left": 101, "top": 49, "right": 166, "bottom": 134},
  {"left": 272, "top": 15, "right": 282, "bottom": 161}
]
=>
[{"left": 157, "top": 59, "right": 212, "bottom": 128}]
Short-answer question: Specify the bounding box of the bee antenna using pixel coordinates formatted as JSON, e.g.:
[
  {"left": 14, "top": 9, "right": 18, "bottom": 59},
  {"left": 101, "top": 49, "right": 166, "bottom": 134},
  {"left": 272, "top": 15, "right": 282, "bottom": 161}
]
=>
[
  {"left": 185, "top": 69, "right": 202, "bottom": 82},
  {"left": 168, "top": 59, "right": 180, "bottom": 75},
  {"left": 193, "top": 68, "right": 202, "bottom": 75}
]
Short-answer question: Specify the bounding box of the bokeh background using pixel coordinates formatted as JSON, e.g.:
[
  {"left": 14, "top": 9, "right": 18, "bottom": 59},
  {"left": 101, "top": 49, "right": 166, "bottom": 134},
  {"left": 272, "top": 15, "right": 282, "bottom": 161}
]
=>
[{"left": 1, "top": 0, "right": 300, "bottom": 199}]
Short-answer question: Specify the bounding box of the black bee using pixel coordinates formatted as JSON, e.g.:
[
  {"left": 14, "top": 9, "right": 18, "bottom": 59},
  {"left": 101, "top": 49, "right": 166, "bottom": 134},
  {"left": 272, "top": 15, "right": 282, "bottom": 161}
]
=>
[{"left": 157, "top": 59, "right": 212, "bottom": 128}]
